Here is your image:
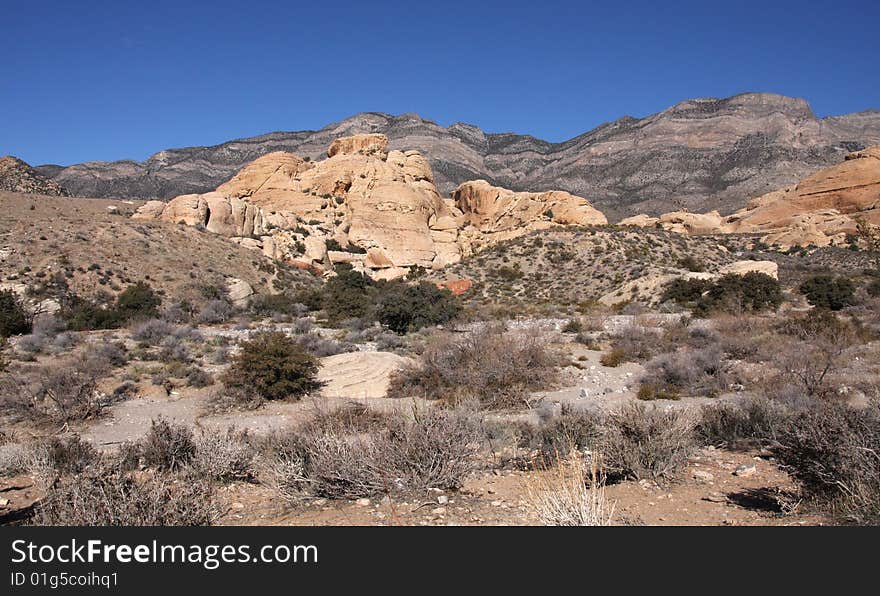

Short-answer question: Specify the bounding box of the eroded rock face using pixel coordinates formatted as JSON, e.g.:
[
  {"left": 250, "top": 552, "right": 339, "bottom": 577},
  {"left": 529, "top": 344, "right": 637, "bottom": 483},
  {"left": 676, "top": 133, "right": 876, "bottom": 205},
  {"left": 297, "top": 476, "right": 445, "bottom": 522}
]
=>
[
  {"left": 620, "top": 147, "right": 880, "bottom": 248},
  {"left": 133, "top": 136, "right": 608, "bottom": 279}
]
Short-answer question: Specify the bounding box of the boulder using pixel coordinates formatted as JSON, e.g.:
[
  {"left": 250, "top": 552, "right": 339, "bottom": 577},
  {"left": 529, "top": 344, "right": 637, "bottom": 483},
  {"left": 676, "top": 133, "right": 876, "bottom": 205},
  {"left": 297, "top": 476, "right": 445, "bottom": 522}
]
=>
[
  {"left": 226, "top": 278, "right": 254, "bottom": 308},
  {"left": 317, "top": 351, "right": 413, "bottom": 398}
]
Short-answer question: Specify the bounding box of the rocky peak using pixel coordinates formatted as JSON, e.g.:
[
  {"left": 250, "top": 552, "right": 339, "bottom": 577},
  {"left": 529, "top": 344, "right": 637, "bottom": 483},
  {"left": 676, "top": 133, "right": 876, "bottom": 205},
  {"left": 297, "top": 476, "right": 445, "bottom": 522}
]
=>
[{"left": 0, "top": 156, "right": 69, "bottom": 196}]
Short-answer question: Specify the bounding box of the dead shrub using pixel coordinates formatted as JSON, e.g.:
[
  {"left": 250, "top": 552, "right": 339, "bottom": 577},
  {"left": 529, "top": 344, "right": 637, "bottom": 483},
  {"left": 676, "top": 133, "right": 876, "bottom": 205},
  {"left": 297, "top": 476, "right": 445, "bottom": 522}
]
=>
[
  {"left": 772, "top": 399, "right": 880, "bottom": 525},
  {"left": 697, "top": 397, "right": 791, "bottom": 448},
  {"left": 601, "top": 403, "right": 696, "bottom": 483},
  {"left": 639, "top": 346, "right": 730, "bottom": 398},
  {"left": 388, "top": 325, "right": 559, "bottom": 409},
  {"left": 190, "top": 428, "right": 255, "bottom": 483},
  {"left": 260, "top": 406, "right": 483, "bottom": 500},
  {"left": 137, "top": 417, "right": 196, "bottom": 472},
  {"left": 32, "top": 467, "right": 215, "bottom": 526},
  {"left": 605, "top": 325, "right": 668, "bottom": 364},
  {"left": 526, "top": 451, "right": 614, "bottom": 526},
  {"left": 517, "top": 405, "right": 601, "bottom": 465},
  {"left": 3, "top": 365, "right": 105, "bottom": 423}
]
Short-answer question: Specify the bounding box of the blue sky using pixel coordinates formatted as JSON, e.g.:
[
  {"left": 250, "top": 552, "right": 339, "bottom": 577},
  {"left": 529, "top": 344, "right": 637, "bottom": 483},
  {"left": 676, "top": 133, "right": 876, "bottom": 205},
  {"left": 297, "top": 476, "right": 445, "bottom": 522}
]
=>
[{"left": 2, "top": 0, "right": 878, "bottom": 165}]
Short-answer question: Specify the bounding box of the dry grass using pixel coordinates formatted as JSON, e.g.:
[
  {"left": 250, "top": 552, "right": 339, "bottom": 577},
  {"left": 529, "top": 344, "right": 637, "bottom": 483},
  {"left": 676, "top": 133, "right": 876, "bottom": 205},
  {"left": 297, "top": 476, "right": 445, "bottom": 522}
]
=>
[{"left": 526, "top": 451, "right": 615, "bottom": 526}]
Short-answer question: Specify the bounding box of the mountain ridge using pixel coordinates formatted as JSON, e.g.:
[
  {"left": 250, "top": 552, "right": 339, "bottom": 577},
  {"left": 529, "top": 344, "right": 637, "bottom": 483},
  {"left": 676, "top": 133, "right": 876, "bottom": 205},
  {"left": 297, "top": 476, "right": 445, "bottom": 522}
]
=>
[{"left": 25, "top": 92, "right": 880, "bottom": 219}]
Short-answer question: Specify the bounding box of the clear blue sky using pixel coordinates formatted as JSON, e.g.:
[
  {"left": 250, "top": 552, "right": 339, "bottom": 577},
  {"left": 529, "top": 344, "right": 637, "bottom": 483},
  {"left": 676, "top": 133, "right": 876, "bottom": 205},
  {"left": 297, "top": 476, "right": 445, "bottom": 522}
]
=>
[{"left": 2, "top": 0, "right": 878, "bottom": 165}]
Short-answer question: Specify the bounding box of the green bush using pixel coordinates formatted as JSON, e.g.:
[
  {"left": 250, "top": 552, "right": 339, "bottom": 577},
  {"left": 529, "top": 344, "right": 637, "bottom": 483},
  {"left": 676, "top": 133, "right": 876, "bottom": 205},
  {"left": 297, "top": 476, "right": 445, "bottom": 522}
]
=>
[
  {"left": 114, "top": 282, "right": 161, "bottom": 319},
  {"left": 374, "top": 281, "right": 461, "bottom": 333},
  {"left": 62, "top": 282, "right": 161, "bottom": 331},
  {"left": 661, "top": 278, "right": 713, "bottom": 306},
  {"left": 664, "top": 273, "right": 782, "bottom": 314},
  {"left": 322, "top": 264, "right": 374, "bottom": 323},
  {"left": 0, "top": 290, "right": 31, "bottom": 337},
  {"left": 222, "top": 332, "right": 321, "bottom": 401},
  {"left": 798, "top": 275, "right": 855, "bottom": 311}
]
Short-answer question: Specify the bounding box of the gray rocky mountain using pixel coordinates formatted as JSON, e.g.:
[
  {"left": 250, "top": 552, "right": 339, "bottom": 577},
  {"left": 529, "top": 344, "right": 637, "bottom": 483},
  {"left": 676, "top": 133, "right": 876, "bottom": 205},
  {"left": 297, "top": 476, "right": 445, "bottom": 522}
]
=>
[{"left": 32, "top": 93, "right": 880, "bottom": 220}]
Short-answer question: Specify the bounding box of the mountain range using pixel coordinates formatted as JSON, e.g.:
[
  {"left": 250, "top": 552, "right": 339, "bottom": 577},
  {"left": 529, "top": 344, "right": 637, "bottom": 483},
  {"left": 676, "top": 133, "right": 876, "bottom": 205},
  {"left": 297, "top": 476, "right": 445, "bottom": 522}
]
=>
[{"left": 24, "top": 92, "right": 880, "bottom": 220}]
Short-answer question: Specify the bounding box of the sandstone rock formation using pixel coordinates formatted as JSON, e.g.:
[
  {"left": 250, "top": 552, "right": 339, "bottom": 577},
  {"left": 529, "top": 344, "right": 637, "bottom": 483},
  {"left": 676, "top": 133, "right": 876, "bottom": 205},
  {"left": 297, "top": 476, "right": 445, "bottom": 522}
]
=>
[
  {"left": 0, "top": 156, "right": 68, "bottom": 196},
  {"left": 621, "top": 147, "right": 880, "bottom": 248},
  {"left": 39, "top": 93, "right": 880, "bottom": 219},
  {"left": 133, "top": 135, "right": 607, "bottom": 279},
  {"left": 452, "top": 180, "right": 607, "bottom": 245}
]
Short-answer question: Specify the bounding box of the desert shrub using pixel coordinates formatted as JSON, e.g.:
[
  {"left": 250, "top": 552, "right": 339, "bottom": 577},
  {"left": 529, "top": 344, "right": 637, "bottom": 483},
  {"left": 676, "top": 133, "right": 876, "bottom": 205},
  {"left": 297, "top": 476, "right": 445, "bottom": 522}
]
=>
[
  {"left": 185, "top": 366, "right": 214, "bottom": 388},
  {"left": 7, "top": 365, "right": 104, "bottom": 422},
  {"left": 388, "top": 326, "right": 559, "bottom": 408},
  {"left": 661, "top": 278, "right": 713, "bottom": 307},
  {"left": 16, "top": 333, "right": 47, "bottom": 355},
  {"left": 677, "top": 256, "right": 706, "bottom": 273},
  {"left": 190, "top": 429, "right": 254, "bottom": 483},
  {"left": 561, "top": 319, "right": 583, "bottom": 333},
  {"left": 374, "top": 281, "right": 461, "bottom": 333},
  {"left": 601, "top": 403, "right": 696, "bottom": 482},
  {"left": 223, "top": 332, "right": 321, "bottom": 401},
  {"left": 772, "top": 400, "right": 880, "bottom": 524},
  {"left": 158, "top": 336, "right": 192, "bottom": 363},
  {"left": 137, "top": 418, "right": 196, "bottom": 471},
  {"left": 702, "top": 272, "right": 783, "bottom": 314},
  {"left": 0, "top": 442, "right": 50, "bottom": 477},
  {"left": 697, "top": 397, "right": 791, "bottom": 448},
  {"left": 799, "top": 275, "right": 856, "bottom": 311},
  {"left": 518, "top": 405, "right": 600, "bottom": 464},
  {"left": 44, "top": 435, "right": 100, "bottom": 475},
  {"left": 605, "top": 326, "right": 668, "bottom": 364},
  {"left": 83, "top": 341, "right": 129, "bottom": 370},
  {"left": 294, "top": 332, "right": 353, "bottom": 357},
  {"left": 114, "top": 282, "right": 161, "bottom": 320},
  {"left": 131, "top": 318, "right": 175, "bottom": 344},
  {"left": 0, "top": 289, "right": 31, "bottom": 337},
  {"left": 599, "top": 348, "right": 627, "bottom": 367},
  {"left": 639, "top": 346, "right": 729, "bottom": 399},
  {"left": 771, "top": 310, "right": 856, "bottom": 397},
  {"left": 250, "top": 293, "right": 306, "bottom": 317},
  {"left": 197, "top": 299, "right": 234, "bottom": 324},
  {"left": 526, "top": 452, "right": 613, "bottom": 526},
  {"left": 33, "top": 467, "right": 214, "bottom": 526},
  {"left": 665, "top": 273, "right": 782, "bottom": 314},
  {"left": 267, "top": 406, "right": 482, "bottom": 500},
  {"left": 322, "top": 264, "right": 374, "bottom": 323},
  {"left": 62, "top": 283, "right": 161, "bottom": 330}
]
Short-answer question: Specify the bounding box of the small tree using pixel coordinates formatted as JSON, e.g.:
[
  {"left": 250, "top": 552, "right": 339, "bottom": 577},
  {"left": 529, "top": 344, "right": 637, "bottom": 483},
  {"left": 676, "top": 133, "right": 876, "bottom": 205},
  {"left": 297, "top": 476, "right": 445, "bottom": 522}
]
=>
[
  {"left": 375, "top": 281, "right": 461, "bottom": 333},
  {"left": 114, "top": 282, "right": 161, "bottom": 320},
  {"left": 799, "top": 275, "right": 855, "bottom": 311},
  {"left": 322, "top": 264, "right": 374, "bottom": 323},
  {"left": 0, "top": 290, "right": 32, "bottom": 337},
  {"left": 222, "top": 332, "right": 321, "bottom": 401}
]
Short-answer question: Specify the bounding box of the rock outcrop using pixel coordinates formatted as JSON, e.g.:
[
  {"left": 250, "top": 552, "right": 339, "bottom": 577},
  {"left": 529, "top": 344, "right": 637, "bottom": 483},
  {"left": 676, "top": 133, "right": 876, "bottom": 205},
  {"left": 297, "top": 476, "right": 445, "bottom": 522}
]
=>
[
  {"left": 453, "top": 180, "right": 607, "bottom": 245},
  {"left": 621, "top": 147, "right": 880, "bottom": 248},
  {"left": 40, "top": 93, "right": 880, "bottom": 219},
  {"left": 134, "top": 135, "right": 607, "bottom": 279},
  {"left": 0, "top": 156, "right": 68, "bottom": 196}
]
